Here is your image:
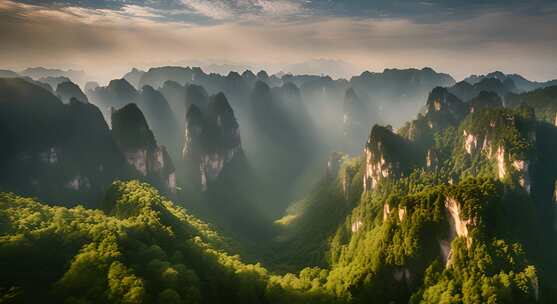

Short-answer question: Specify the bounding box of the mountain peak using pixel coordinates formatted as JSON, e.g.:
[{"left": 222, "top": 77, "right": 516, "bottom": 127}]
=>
[
  {"left": 56, "top": 81, "right": 88, "bottom": 104},
  {"left": 111, "top": 103, "right": 156, "bottom": 150}
]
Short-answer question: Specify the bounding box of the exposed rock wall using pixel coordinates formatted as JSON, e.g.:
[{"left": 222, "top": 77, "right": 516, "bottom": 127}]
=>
[
  {"left": 111, "top": 103, "right": 176, "bottom": 194},
  {"left": 182, "top": 93, "right": 243, "bottom": 191},
  {"left": 461, "top": 124, "right": 533, "bottom": 192},
  {"left": 364, "top": 125, "right": 419, "bottom": 191},
  {"left": 382, "top": 203, "right": 405, "bottom": 222},
  {"left": 440, "top": 197, "right": 472, "bottom": 266},
  {"left": 0, "top": 78, "right": 132, "bottom": 206}
]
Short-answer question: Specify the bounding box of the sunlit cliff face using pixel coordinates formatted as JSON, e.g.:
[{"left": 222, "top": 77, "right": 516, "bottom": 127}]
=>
[{"left": 1, "top": 0, "right": 557, "bottom": 83}]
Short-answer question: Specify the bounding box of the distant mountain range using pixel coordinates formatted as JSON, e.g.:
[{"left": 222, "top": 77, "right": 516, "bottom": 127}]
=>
[{"left": 464, "top": 71, "right": 557, "bottom": 92}]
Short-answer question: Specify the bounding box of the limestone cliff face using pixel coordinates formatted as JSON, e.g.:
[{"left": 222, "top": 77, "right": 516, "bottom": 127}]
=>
[
  {"left": 440, "top": 197, "right": 473, "bottom": 266},
  {"left": 424, "top": 87, "right": 468, "bottom": 128},
  {"left": 364, "top": 125, "right": 419, "bottom": 191},
  {"left": 382, "top": 203, "right": 406, "bottom": 222},
  {"left": 426, "top": 148, "right": 438, "bottom": 169},
  {"left": 364, "top": 145, "right": 394, "bottom": 191},
  {"left": 182, "top": 93, "right": 243, "bottom": 191},
  {"left": 460, "top": 111, "right": 535, "bottom": 192},
  {"left": 0, "top": 78, "right": 130, "bottom": 206},
  {"left": 111, "top": 103, "right": 176, "bottom": 194}
]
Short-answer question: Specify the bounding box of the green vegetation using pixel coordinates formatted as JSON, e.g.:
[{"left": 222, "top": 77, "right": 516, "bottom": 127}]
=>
[
  {"left": 271, "top": 155, "right": 364, "bottom": 271},
  {"left": 0, "top": 181, "right": 337, "bottom": 303},
  {"left": 507, "top": 85, "right": 557, "bottom": 123}
]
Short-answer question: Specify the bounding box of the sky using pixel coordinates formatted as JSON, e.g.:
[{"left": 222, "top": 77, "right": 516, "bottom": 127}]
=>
[{"left": 1, "top": 0, "right": 557, "bottom": 82}]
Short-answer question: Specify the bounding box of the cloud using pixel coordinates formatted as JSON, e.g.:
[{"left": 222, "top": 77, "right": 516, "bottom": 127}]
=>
[
  {"left": 1, "top": 0, "right": 556, "bottom": 82},
  {"left": 181, "top": 0, "right": 233, "bottom": 20},
  {"left": 253, "top": 0, "right": 304, "bottom": 15},
  {"left": 179, "top": 0, "right": 306, "bottom": 21}
]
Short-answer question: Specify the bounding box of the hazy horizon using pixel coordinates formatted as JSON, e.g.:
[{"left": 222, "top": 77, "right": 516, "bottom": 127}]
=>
[{"left": 1, "top": 0, "right": 557, "bottom": 83}]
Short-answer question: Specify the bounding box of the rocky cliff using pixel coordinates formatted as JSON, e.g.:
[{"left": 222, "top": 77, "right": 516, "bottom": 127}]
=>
[
  {"left": 137, "top": 85, "right": 181, "bottom": 159},
  {"left": 111, "top": 103, "right": 176, "bottom": 194},
  {"left": 56, "top": 81, "right": 88, "bottom": 104},
  {"left": 439, "top": 197, "right": 472, "bottom": 265},
  {"left": 424, "top": 87, "right": 468, "bottom": 128},
  {"left": 0, "top": 78, "right": 130, "bottom": 206},
  {"left": 87, "top": 78, "right": 139, "bottom": 123},
  {"left": 182, "top": 93, "right": 243, "bottom": 191},
  {"left": 459, "top": 108, "right": 535, "bottom": 192},
  {"left": 364, "top": 125, "right": 420, "bottom": 191}
]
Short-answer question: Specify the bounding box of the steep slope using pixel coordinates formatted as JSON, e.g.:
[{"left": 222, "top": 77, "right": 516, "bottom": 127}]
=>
[
  {"left": 274, "top": 86, "right": 557, "bottom": 303},
  {"left": 0, "top": 78, "right": 130, "bottom": 206},
  {"left": 0, "top": 181, "right": 338, "bottom": 304},
  {"left": 506, "top": 85, "right": 557, "bottom": 123},
  {"left": 55, "top": 81, "right": 88, "bottom": 104},
  {"left": 111, "top": 103, "right": 176, "bottom": 196},
  {"left": 123, "top": 67, "right": 145, "bottom": 89},
  {"left": 87, "top": 78, "right": 139, "bottom": 123},
  {"left": 363, "top": 125, "right": 422, "bottom": 191},
  {"left": 272, "top": 153, "right": 363, "bottom": 270},
  {"left": 137, "top": 85, "right": 181, "bottom": 159},
  {"left": 182, "top": 93, "right": 243, "bottom": 193},
  {"left": 180, "top": 92, "right": 275, "bottom": 239}
]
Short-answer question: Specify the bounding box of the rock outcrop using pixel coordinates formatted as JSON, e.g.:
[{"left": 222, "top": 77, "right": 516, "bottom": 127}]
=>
[
  {"left": 460, "top": 109, "right": 535, "bottom": 192},
  {"left": 364, "top": 125, "right": 419, "bottom": 191},
  {"left": 0, "top": 78, "right": 130, "bottom": 206},
  {"left": 111, "top": 103, "right": 176, "bottom": 194},
  {"left": 56, "top": 81, "right": 88, "bottom": 104},
  {"left": 424, "top": 87, "right": 468, "bottom": 128},
  {"left": 382, "top": 203, "right": 406, "bottom": 223},
  {"left": 182, "top": 93, "right": 243, "bottom": 191},
  {"left": 440, "top": 197, "right": 473, "bottom": 266},
  {"left": 137, "top": 85, "right": 181, "bottom": 158},
  {"left": 87, "top": 78, "right": 139, "bottom": 123}
]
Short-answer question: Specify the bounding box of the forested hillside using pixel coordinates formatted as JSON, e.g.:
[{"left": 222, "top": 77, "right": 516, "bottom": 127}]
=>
[{"left": 0, "top": 181, "right": 338, "bottom": 303}]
